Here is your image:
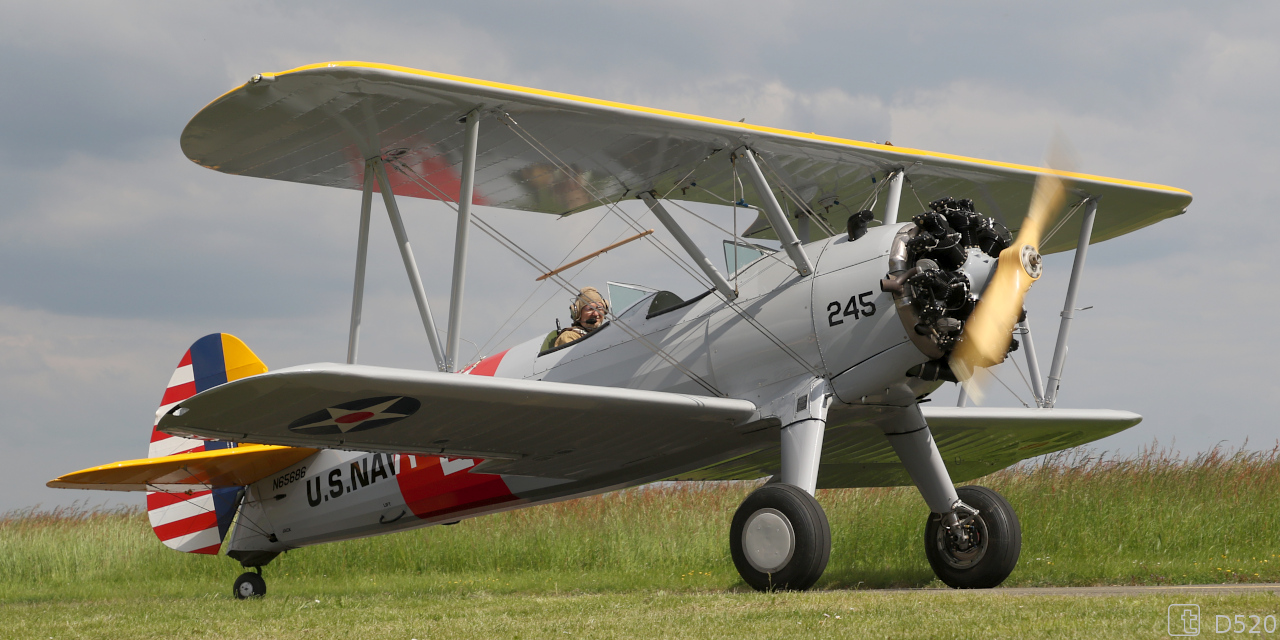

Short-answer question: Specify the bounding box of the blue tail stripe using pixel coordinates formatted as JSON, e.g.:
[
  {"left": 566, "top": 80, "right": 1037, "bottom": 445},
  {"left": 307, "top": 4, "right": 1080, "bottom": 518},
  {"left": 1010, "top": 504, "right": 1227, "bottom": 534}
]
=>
[
  {"left": 187, "top": 333, "right": 238, "bottom": 544},
  {"left": 189, "top": 333, "right": 228, "bottom": 393},
  {"left": 211, "top": 486, "right": 242, "bottom": 539}
]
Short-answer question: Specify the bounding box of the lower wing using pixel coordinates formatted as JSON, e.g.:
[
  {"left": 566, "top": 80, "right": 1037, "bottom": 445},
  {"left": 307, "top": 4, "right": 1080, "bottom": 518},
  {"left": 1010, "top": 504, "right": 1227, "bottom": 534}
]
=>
[
  {"left": 154, "top": 363, "right": 761, "bottom": 480},
  {"left": 674, "top": 406, "right": 1141, "bottom": 487}
]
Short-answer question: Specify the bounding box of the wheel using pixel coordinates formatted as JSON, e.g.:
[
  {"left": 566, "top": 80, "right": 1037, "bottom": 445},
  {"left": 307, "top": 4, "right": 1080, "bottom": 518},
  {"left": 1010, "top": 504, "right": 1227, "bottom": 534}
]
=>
[
  {"left": 233, "top": 571, "right": 267, "bottom": 599},
  {"left": 924, "top": 485, "right": 1021, "bottom": 589},
  {"left": 730, "top": 483, "right": 831, "bottom": 591}
]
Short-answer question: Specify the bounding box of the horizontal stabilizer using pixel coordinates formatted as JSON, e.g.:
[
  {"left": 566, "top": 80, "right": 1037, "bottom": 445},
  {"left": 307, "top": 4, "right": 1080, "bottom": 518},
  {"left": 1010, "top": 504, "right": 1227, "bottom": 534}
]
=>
[
  {"left": 158, "top": 363, "right": 760, "bottom": 479},
  {"left": 48, "top": 444, "right": 318, "bottom": 492}
]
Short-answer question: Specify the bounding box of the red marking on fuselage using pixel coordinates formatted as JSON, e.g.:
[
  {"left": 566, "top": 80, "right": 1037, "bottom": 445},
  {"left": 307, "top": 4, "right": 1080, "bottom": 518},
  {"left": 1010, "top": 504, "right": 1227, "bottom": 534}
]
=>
[
  {"left": 464, "top": 349, "right": 508, "bottom": 377},
  {"left": 336, "top": 411, "right": 374, "bottom": 424},
  {"left": 394, "top": 455, "right": 516, "bottom": 520}
]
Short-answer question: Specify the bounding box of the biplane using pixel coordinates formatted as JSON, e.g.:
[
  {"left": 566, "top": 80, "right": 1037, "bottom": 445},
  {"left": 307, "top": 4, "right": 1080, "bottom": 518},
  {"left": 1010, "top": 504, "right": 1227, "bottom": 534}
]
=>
[{"left": 50, "top": 61, "right": 1191, "bottom": 597}]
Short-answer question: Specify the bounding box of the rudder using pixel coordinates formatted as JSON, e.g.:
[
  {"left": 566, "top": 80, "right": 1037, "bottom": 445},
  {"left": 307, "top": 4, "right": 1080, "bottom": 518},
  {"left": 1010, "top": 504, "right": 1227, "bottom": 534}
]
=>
[{"left": 146, "top": 333, "right": 267, "bottom": 554}]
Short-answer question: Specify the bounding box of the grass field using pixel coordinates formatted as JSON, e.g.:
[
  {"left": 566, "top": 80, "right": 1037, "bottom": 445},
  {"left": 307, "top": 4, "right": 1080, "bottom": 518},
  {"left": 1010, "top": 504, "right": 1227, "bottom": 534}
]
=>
[{"left": 3, "top": 444, "right": 1278, "bottom": 638}]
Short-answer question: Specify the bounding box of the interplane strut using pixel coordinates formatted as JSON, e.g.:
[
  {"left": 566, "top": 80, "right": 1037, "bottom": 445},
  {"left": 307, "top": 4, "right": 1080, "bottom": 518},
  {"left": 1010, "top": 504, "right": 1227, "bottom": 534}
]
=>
[
  {"left": 735, "top": 149, "right": 814, "bottom": 277},
  {"left": 445, "top": 111, "right": 481, "bottom": 372},
  {"left": 346, "top": 161, "right": 375, "bottom": 365},
  {"left": 1045, "top": 198, "right": 1099, "bottom": 407},
  {"left": 372, "top": 158, "right": 446, "bottom": 371}
]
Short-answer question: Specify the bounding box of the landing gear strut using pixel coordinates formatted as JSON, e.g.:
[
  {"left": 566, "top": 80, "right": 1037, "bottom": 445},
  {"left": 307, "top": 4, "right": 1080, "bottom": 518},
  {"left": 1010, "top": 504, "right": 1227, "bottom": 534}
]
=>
[
  {"left": 730, "top": 380, "right": 833, "bottom": 591},
  {"left": 882, "top": 405, "right": 1022, "bottom": 588},
  {"left": 233, "top": 567, "right": 266, "bottom": 599}
]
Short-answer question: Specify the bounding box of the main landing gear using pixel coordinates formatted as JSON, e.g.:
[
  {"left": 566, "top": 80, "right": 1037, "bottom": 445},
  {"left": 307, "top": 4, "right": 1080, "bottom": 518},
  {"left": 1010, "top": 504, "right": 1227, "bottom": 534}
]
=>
[
  {"left": 233, "top": 568, "right": 266, "bottom": 599},
  {"left": 730, "top": 484, "right": 831, "bottom": 591},
  {"left": 924, "top": 485, "right": 1021, "bottom": 589},
  {"left": 727, "top": 401, "right": 1021, "bottom": 591},
  {"left": 730, "top": 384, "right": 833, "bottom": 592},
  {"left": 884, "top": 411, "right": 1022, "bottom": 589}
]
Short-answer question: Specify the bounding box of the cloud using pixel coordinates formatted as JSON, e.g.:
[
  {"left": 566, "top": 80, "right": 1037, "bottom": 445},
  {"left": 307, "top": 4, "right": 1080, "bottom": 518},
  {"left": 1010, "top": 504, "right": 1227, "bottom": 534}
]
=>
[{"left": 4, "top": 1, "right": 1279, "bottom": 510}]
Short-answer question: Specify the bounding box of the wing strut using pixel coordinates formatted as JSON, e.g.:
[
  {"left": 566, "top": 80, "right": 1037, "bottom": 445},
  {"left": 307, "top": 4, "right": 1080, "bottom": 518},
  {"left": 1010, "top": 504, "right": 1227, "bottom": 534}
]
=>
[
  {"left": 347, "top": 160, "right": 376, "bottom": 364},
  {"left": 372, "top": 158, "right": 447, "bottom": 371},
  {"left": 639, "top": 192, "right": 737, "bottom": 300},
  {"left": 1044, "top": 198, "right": 1098, "bottom": 407},
  {"left": 734, "top": 149, "right": 814, "bottom": 276},
  {"left": 445, "top": 111, "right": 481, "bottom": 372},
  {"left": 881, "top": 169, "right": 905, "bottom": 225},
  {"left": 1017, "top": 319, "right": 1047, "bottom": 405}
]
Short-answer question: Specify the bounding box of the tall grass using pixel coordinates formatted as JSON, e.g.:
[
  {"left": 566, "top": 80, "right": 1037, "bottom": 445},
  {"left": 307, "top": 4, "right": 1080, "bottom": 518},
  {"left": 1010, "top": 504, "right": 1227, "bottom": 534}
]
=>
[{"left": 3, "top": 444, "right": 1277, "bottom": 601}]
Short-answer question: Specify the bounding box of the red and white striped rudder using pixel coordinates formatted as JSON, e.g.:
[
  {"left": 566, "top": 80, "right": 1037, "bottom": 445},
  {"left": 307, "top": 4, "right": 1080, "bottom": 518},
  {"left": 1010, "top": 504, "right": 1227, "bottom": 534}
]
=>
[{"left": 145, "top": 333, "right": 267, "bottom": 554}]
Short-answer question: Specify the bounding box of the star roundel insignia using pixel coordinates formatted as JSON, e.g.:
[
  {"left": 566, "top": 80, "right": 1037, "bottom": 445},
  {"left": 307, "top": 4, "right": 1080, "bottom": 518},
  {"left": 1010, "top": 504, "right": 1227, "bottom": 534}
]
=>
[{"left": 288, "top": 396, "right": 421, "bottom": 435}]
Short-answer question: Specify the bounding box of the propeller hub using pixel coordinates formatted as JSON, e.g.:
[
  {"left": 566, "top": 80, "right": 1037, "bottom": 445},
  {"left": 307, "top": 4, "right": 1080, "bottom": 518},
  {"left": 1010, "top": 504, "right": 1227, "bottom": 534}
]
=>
[{"left": 1019, "top": 244, "right": 1043, "bottom": 279}]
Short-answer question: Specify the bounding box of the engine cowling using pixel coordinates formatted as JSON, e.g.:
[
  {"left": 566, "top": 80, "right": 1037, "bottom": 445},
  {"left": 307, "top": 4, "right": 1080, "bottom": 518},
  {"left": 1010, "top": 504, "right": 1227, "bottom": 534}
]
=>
[{"left": 882, "top": 198, "right": 1010, "bottom": 378}]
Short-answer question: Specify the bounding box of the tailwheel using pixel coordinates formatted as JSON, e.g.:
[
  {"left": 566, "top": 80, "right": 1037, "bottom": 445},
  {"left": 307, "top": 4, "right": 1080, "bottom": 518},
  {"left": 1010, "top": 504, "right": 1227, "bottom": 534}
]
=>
[
  {"left": 925, "top": 485, "right": 1021, "bottom": 589},
  {"left": 730, "top": 483, "right": 831, "bottom": 591},
  {"left": 233, "top": 569, "right": 267, "bottom": 599}
]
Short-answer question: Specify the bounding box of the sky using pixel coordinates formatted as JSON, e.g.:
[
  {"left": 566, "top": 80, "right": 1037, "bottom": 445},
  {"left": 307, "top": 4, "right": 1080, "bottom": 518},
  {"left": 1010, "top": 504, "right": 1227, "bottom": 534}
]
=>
[{"left": 2, "top": 1, "right": 1277, "bottom": 511}]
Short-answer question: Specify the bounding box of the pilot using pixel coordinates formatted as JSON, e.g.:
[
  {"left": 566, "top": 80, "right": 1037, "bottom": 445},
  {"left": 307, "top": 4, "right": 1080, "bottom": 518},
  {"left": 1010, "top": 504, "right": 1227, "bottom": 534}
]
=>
[{"left": 553, "top": 287, "right": 610, "bottom": 347}]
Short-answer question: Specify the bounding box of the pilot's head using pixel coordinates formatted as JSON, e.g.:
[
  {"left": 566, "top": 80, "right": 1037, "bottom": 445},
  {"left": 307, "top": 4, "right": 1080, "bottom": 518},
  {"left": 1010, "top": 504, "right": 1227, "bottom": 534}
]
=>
[{"left": 570, "top": 287, "right": 609, "bottom": 331}]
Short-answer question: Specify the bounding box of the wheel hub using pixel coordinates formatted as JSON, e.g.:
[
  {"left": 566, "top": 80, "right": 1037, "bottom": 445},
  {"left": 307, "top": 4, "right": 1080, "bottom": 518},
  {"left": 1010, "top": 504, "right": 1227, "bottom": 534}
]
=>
[
  {"left": 742, "top": 508, "right": 795, "bottom": 573},
  {"left": 237, "top": 581, "right": 256, "bottom": 597},
  {"left": 934, "top": 512, "right": 989, "bottom": 570}
]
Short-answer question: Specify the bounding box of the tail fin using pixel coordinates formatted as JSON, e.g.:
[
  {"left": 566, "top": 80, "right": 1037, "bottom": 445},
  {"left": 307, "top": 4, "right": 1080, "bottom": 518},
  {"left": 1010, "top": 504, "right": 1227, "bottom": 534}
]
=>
[{"left": 145, "top": 333, "right": 267, "bottom": 555}]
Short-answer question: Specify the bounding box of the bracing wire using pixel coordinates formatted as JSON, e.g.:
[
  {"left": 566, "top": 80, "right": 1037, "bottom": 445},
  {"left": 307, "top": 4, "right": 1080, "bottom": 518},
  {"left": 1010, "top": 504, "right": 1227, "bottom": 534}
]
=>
[
  {"left": 656, "top": 149, "right": 718, "bottom": 201},
  {"left": 985, "top": 366, "right": 1030, "bottom": 408},
  {"left": 146, "top": 478, "right": 274, "bottom": 541},
  {"left": 756, "top": 154, "right": 839, "bottom": 237},
  {"left": 404, "top": 112, "right": 824, "bottom": 384},
  {"left": 905, "top": 175, "right": 931, "bottom": 212},
  {"left": 474, "top": 281, "right": 548, "bottom": 358},
  {"left": 496, "top": 113, "right": 712, "bottom": 288},
  {"left": 856, "top": 169, "right": 893, "bottom": 214},
  {"left": 1040, "top": 198, "right": 1088, "bottom": 248},
  {"left": 389, "top": 158, "right": 725, "bottom": 396},
  {"left": 473, "top": 207, "right": 614, "bottom": 359},
  {"left": 662, "top": 199, "right": 794, "bottom": 273},
  {"left": 496, "top": 118, "right": 820, "bottom": 376},
  {"left": 1008, "top": 350, "right": 1039, "bottom": 403}
]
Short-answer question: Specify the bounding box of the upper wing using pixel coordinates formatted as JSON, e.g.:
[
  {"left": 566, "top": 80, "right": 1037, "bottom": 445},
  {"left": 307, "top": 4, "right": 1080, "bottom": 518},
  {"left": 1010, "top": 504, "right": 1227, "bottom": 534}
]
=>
[
  {"left": 157, "top": 363, "right": 760, "bottom": 480},
  {"left": 674, "top": 406, "right": 1141, "bottom": 487},
  {"left": 48, "top": 444, "right": 318, "bottom": 492},
  {"left": 182, "top": 62, "right": 1191, "bottom": 255}
]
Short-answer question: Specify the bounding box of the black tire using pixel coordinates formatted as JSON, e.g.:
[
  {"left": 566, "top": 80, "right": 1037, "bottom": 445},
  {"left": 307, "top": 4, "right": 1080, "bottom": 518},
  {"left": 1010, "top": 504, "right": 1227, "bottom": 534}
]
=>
[
  {"left": 924, "top": 485, "right": 1021, "bottom": 589},
  {"left": 233, "top": 571, "right": 267, "bottom": 599},
  {"left": 730, "top": 483, "right": 831, "bottom": 591}
]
